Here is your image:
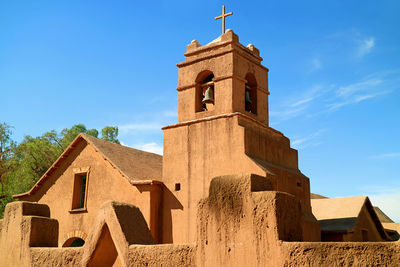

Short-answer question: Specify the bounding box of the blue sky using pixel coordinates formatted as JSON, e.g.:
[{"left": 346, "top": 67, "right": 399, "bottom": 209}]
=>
[{"left": 1, "top": 1, "right": 399, "bottom": 221}]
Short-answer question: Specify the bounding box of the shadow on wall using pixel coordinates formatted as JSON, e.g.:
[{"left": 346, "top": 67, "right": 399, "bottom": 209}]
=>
[
  {"left": 162, "top": 184, "right": 183, "bottom": 244},
  {"left": 88, "top": 224, "right": 120, "bottom": 267}
]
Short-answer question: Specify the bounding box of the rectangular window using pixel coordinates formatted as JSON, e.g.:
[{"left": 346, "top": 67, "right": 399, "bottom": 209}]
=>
[
  {"left": 71, "top": 173, "right": 88, "bottom": 210},
  {"left": 79, "top": 175, "right": 87, "bottom": 209}
]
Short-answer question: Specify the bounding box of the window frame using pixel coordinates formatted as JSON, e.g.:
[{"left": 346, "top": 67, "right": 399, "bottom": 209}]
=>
[{"left": 70, "top": 167, "right": 90, "bottom": 213}]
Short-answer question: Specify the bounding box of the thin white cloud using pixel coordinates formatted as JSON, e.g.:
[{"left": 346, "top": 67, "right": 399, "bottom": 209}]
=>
[
  {"left": 353, "top": 94, "right": 376, "bottom": 102},
  {"left": 370, "top": 153, "right": 400, "bottom": 159},
  {"left": 118, "top": 140, "right": 163, "bottom": 155},
  {"left": 326, "top": 101, "right": 346, "bottom": 111},
  {"left": 271, "top": 85, "right": 327, "bottom": 122},
  {"left": 272, "top": 69, "right": 398, "bottom": 123},
  {"left": 119, "top": 123, "right": 162, "bottom": 132},
  {"left": 291, "top": 97, "right": 314, "bottom": 107},
  {"left": 326, "top": 70, "right": 397, "bottom": 112},
  {"left": 270, "top": 105, "right": 308, "bottom": 121},
  {"left": 291, "top": 129, "right": 326, "bottom": 149},
  {"left": 337, "top": 79, "right": 383, "bottom": 98},
  {"left": 327, "top": 90, "right": 391, "bottom": 111},
  {"left": 357, "top": 37, "right": 375, "bottom": 58},
  {"left": 138, "top": 142, "right": 163, "bottom": 155}
]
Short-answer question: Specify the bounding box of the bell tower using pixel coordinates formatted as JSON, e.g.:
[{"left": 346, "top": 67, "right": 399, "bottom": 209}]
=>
[
  {"left": 162, "top": 29, "right": 320, "bottom": 244},
  {"left": 176, "top": 29, "right": 269, "bottom": 125}
]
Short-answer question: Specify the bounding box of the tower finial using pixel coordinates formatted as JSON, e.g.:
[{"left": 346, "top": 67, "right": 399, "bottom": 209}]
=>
[{"left": 215, "top": 5, "right": 233, "bottom": 34}]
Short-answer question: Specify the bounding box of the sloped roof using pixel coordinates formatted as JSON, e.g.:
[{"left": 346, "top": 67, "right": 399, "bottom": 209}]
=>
[
  {"left": 310, "top": 193, "right": 328, "bottom": 199},
  {"left": 311, "top": 196, "right": 388, "bottom": 239},
  {"left": 311, "top": 196, "right": 367, "bottom": 220},
  {"left": 83, "top": 134, "right": 162, "bottom": 183},
  {"left": 248, "top": 155, "right": 305, "bottom": 177},
  {"left": 373, "top": 206, "right": 394, "bottom": 223},
  {"left": 13, "top": 134, "right": 162, "bottom": 198}
]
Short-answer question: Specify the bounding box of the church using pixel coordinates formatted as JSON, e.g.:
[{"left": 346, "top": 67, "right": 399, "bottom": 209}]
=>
[{"left": 0, "top": 6, "right": 399, "bottom": 266}]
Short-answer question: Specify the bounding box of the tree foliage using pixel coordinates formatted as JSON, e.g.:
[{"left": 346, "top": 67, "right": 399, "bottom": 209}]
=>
[
  {"left": 0, "top": 123, "right": 15, "bottom": 195},
  {"left": 101, "top": 126, "right": 120, "bottom": 144},
  {"left": 0, "top": 123, "right": 120, "bottom": 217}
]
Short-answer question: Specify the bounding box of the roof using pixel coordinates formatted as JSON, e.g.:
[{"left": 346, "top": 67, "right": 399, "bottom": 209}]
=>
[
  {"left": 311, "top": 196, "right": 388, "bottom": 239},
  {"left": 310, "top": 193, "right": 328, "bottom": 199},
  {"left": 373, "top": 206, "right": 394, "bottom": 223},
  {"left": 83, "top": 134, "right": 162, "bottom": 183},
  {"left": 312, "top": 196, "right": 367, "bottom": 220},
  {"left": 248, "top": 156, "right": 305, "bottom": 177},
  {"left": 14, "top": 134, "right": 162, "bottom": 198}
]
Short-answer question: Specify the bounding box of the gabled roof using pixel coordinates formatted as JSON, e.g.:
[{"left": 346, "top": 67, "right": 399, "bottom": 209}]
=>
[
  {"left": 311, "top": 196, "right": 388, "bottom": 239},
  {"left": 373, "top": 206, "right": 394, "bottom": 223},
  {"left": 312, "top": 196, "right": 367, "bottom": 220},
  {"left": 83, "top": 134, "right": 162, "bottom": 183},
  {"left": 13, "top": 134, "right": 162, "bottom": 198}
]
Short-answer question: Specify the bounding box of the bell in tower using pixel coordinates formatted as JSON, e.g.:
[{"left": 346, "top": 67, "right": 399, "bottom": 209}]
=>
[
  {"left": 245, "top": 89, "right": 252, "bottom": 105},
  {"left": 202, "top": 86, "right": 214, "bottom": 104}
]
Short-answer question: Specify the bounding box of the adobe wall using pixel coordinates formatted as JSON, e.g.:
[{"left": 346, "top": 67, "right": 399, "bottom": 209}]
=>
[
  {"left": 1, "top": 179, "right": 399, "bottom": 267},
  {"left": 0, "top": 200, "right": 196, "bottom": 267},
  {"left": 162, "top": 115, "right": 265, "bottom": 243},
  {"left": 29, "top": 245, "right": 196, "bottom": 267},
  {"left": 240, "top": 117, "right": 312, "bottom": 212},
  {"left": 281, "top": 241, "right": 400, "bottom": 266},
  {"left": 163, "top": 114, "right": 318, "bottom": 243},
  {"left": 18, "top": 139, "right": 153, "bottom": 246},
  {"left": 196, "top": 174, "right": 303, "bottom": 266},
  {"left": 195, "top": 174, "right": 399, "bottom": 267},
  {"left": 0, "top": 201, "right": 59, "bottom": 266},
  {"left": 128, "top": 244, "right": 196, "bottom": 266},
  {"left": 30, "top": 248, "right": 83, "bottom": 267}
]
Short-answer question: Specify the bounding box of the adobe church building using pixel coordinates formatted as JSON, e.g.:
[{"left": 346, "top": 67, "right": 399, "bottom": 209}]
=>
[
  {"left": 311, "top": 196, "right": 389, "bottom": 242},
  {"left": 0, "top": 16, "right": 399, "bottom": 266},
  {"left": 12, "top": 134, "right": 164, "bottom": 245}
]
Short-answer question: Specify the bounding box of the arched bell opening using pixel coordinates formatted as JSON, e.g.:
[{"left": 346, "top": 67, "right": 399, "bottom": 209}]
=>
[
  {"left": 245, "top": 73, "right": 257, "bottom": 114},
  {"left": 195, "top": 70, "right": 215, "bottom": 112},
  {"left": 62, "top": 237, "right": 85, "bottom": 247}
]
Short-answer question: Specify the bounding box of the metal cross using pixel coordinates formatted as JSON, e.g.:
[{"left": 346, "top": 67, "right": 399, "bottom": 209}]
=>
[{"left": 215, "top": 5, "right": 233, "bottom": 34}]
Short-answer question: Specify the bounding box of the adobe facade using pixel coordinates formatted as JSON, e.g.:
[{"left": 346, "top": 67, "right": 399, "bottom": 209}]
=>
[
  {"left": 13, "top": 134, "right": 163, "bottom": 245},
  {"left": 312, "top": 196, "right": 389, "bottom": 242},
  {"left": 0, "top": 28, "right": 399, "bottom": 266},
  {"left": 162, "top": 29, "right": 319, "bottom": 243},
  {"left": 1, "top": 176, "right": 399, "bottom": 266}
]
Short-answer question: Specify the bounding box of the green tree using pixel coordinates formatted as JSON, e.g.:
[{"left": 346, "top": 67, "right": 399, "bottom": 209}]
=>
[
  {"left": 0, "top": 123, "right": 120, "bottom": 218},
  {"left": 101, "top": 126, "right": 120, "bottom": 144},
  {"left": 0, "top": 123, "right": 15, "bottom": 195},
  {"left": 0, "top": 123, "right": 16, "bottom": 217},
  {"left": 14, "top": 135, "right": 61, "bottom": 186},
  {"left": 60, "top": 124, "right": 99, "bottom": 149}
]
